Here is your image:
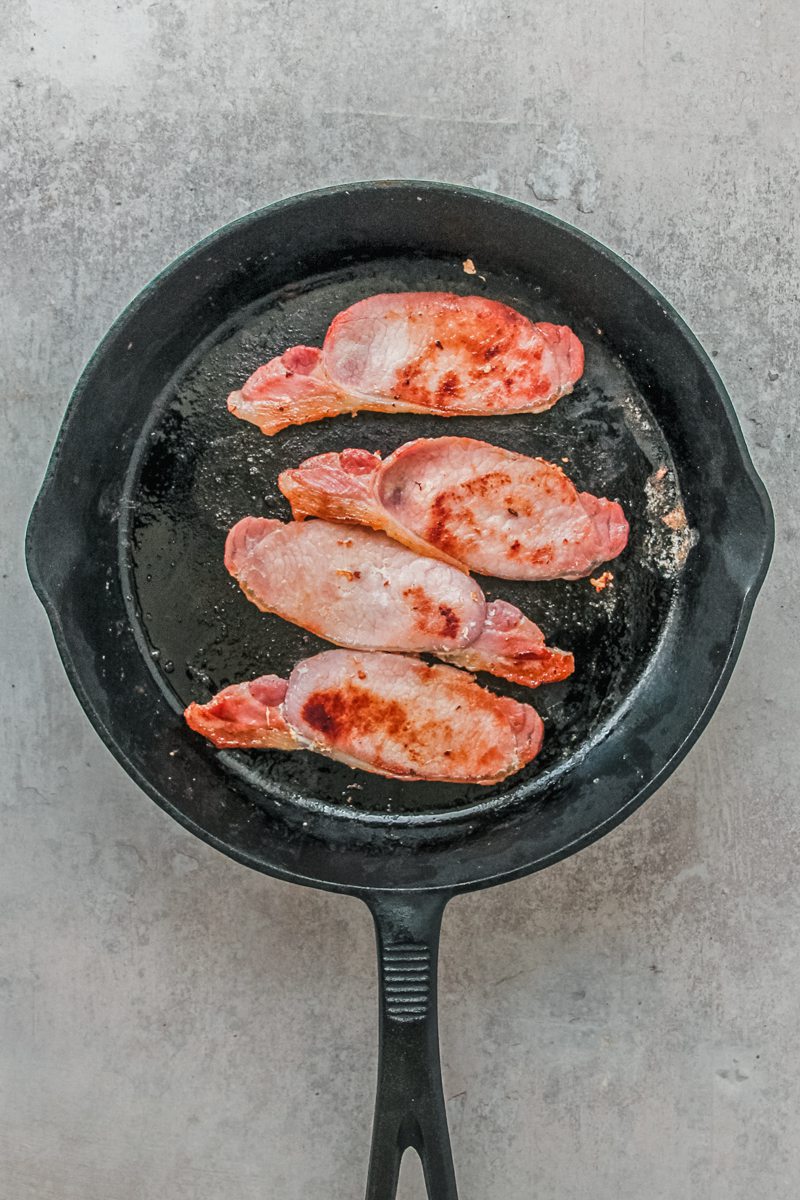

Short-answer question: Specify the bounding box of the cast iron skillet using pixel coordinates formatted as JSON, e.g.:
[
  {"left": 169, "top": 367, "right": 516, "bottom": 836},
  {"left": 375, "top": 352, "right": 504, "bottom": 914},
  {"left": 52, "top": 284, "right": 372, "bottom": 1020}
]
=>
[{"left": 26, "top": 182, "right": 773, "bottom": 1199}]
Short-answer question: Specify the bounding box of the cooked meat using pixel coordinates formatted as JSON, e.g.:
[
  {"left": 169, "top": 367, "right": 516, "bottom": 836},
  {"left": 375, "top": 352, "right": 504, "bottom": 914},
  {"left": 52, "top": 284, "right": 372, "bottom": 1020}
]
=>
[
  {"left": 182, "top": 675, "right": 297, "bottom": 750},
  {"left": 225, "top": 517, "right": 573, "bottom": 688},
  {"left": 184, "top": 650, "right": 544, "bottom": 784},
  {"left": 227, "top": 293, "right": 583, "bottom": 435},
  {"left": 279, "top": 437, "right": 629, "bottom": 581},
  {"left": 437, "top": 599, "right": 575, "bottom": 688}
]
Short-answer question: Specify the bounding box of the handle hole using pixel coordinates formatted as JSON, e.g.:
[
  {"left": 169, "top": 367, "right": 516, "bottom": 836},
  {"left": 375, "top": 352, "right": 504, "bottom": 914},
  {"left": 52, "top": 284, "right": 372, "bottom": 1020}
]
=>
[{"left": 396, "top": 1146, "right": 425, "bottom": 1198}]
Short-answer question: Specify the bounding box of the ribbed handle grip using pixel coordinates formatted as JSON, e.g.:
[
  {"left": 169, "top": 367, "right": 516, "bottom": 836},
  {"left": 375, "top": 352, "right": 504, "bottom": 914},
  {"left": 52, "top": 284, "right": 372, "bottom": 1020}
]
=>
[{"left": 381, "top": 942, "right": 432, "bottom": 1021}]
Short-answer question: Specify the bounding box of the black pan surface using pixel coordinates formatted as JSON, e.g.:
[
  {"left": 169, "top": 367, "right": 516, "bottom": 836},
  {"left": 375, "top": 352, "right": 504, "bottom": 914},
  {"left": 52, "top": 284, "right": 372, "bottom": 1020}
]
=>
[{"left": 129, "top": 257, "right": 677, "bottom": 818}]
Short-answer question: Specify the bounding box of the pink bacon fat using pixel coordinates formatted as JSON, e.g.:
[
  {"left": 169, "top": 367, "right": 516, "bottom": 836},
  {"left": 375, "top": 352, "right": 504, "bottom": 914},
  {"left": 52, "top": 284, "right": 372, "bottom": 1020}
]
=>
[
  {"left": 228, "top": 292, "right": 583, "bottom": 435},
  {"left": 224, "top": 516, "right": 574, "bottom": 688},
  {"left": 184, "top": 650, "right": 544, "bottom": 784},
  {"left": 278, "top": 437, "right": 629, "bottom": 581}
]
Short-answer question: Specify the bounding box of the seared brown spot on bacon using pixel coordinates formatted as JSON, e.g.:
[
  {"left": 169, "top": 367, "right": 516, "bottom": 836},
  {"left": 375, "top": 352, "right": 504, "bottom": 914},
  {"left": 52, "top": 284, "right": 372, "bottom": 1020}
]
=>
[
  {"left": 425, "top": 492, "right": 461, "bottom": 558},
  {"left": 302, "top": 684, "right": 408, "bottom": 741},
  {"left": 437, "top": 371, "right": 460, "bottom": 401},
  {"left": 462, "top": 470, "right": 513, "bottom": 498},
  {"left": 438, "top": 605, "right": 459, "bottom": 638},
  {"left": 402, "top": 585, "right": 462, "bottom": 639}
]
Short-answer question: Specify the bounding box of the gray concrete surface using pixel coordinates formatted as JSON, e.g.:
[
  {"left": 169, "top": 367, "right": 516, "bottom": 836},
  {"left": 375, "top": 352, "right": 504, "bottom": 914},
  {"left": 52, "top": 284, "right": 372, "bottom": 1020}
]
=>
[{"left": 1, "top": 2, "right": 797, "bottom": 1197}]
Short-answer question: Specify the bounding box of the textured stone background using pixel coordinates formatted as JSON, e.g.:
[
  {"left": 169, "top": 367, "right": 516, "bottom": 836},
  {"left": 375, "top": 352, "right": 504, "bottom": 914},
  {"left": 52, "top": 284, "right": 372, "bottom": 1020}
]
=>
[{"left": 1, "top": 2, "right": 797, "bottom": 1197}]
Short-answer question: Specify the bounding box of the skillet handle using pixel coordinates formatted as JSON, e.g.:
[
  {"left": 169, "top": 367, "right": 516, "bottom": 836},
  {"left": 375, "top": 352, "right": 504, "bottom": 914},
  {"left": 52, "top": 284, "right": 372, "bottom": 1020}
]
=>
[{"left": 364, "top": 892, "right": 458, "bottom": 1200}]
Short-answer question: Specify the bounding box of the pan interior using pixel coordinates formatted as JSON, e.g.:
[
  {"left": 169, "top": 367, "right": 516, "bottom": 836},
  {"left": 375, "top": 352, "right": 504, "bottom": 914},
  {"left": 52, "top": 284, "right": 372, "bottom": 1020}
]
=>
[{"left": 125, "top": 255, "right": 686, "bottom": 821}]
